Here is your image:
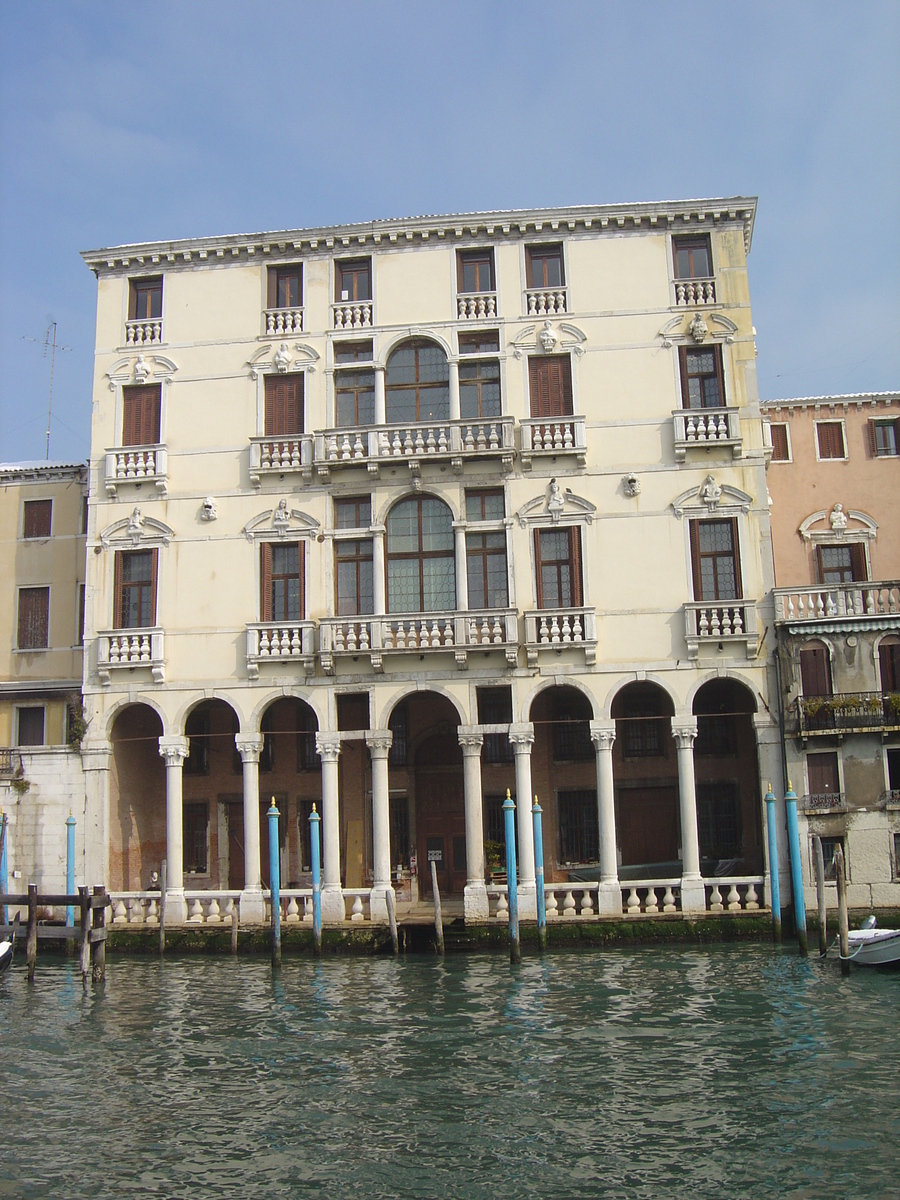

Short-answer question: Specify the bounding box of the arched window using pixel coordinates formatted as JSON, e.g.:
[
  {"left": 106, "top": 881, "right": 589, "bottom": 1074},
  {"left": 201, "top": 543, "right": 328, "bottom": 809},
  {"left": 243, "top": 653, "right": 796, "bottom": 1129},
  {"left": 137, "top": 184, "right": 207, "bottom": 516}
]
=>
[
  {"left": 385, "top": 339, "right": 450, "bottom": 423},
  {"left": 386, "top": 495, "right": 456, "bottom": 612}
]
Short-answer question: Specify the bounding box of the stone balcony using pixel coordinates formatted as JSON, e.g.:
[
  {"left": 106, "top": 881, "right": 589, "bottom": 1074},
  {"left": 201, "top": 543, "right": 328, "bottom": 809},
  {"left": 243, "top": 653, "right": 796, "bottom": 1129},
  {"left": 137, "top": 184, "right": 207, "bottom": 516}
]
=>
[
  {"left": 674, "top": 278, "right": 716, "bottom": 305},
  {"left": 802, "top": 791, "right": 847, "bottom": 815},
  {"left": 796, "top": 691, "right": 900, "bottom": 739},
  {"left": 105, "top": 445, "right": 168, "bottom": 498},
  {"left": 457, "top": 292, "right": 498, "bottom": 319},
  {"left": 331, "top": 302, "right": 372, "bottom": 329},
  {"left": 263, "top": 306, "right": 304, "bottom": 336},
  {"left": 684, "top": 600, "right": 758, "bottom": 660},
  {"left": 673, "top": 407, "right": 742, "bottom": 461},
  {"left": 249, "top": 435, "right": 315, "bottom": 486},
  {"left": 520, "top": 416, "right": 586, "bottom": 469},
  {"left": 523, "top": 607, "right": 597, "bottom": 667},
  {"left": 319, "top": 609, "right": 518, "bottom": 674},
  {"left": 97, "top": 629, "right": 165, "bottom": 685},
  {"left": 774, "top": 581, "right": 900, "bottom": 630},
  {"left": 524, "top": 287, "right": 567, "bottom": 315},
  {"left": 246, "top": 622, "right": 316, "bottom": 678},
  {"left": 124, "top": 319, "right": 163, "bottom": 346},
  {"left": 314, "top": 417, "right": 515, "bottom": 479}
]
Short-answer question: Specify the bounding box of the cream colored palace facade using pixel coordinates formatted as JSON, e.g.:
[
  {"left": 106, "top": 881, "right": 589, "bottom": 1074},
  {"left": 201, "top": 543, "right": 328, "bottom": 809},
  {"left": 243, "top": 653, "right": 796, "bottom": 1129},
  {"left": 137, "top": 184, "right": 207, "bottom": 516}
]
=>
[{"left": 76, "top": 198, "right": 789, "bottom": 926}]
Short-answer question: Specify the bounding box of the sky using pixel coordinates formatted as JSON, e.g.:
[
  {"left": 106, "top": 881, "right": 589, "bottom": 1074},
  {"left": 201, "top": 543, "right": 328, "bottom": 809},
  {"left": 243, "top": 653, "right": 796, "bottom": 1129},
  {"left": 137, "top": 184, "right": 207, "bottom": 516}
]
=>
[{"left": 1, "top": 0, "right": 898, "bottom": 464}]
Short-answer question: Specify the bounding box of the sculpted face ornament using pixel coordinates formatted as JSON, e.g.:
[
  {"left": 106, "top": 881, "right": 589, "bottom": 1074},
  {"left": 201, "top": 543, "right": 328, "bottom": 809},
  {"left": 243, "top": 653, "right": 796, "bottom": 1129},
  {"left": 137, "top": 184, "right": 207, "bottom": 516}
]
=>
[
  {"left": 689, "top": 314, "right": 709, "bottom": 343},
  {"left": 539, "top": 320, "right": 558, "bottom": 353},
  {"left": 623, "top": 473, "right": 641, "bottom": 497},
  {"left": 200, "top": 496, "right": 218, "bottom": 522}
]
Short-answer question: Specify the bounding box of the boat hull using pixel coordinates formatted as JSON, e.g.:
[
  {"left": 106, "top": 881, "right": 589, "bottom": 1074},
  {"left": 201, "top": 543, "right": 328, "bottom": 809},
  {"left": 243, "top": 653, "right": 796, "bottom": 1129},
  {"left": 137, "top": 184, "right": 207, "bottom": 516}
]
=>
[{"left": 847, "top": 929, "right": 900, "bottom": 966}]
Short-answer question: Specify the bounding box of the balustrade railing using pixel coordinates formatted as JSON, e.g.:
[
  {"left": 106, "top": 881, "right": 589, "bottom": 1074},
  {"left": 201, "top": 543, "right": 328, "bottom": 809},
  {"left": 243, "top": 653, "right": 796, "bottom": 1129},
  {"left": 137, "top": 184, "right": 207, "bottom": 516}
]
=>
[
  {"left": 0, "top": 749, "right": 19, "bottom": 776},
  {"left": 315, "top": 417, "right": 515, "bottom": 475},
  {"left": 486, "top": 876, "right": 762, "bottom": 919},
  {"left": 105, "top": 445, "right": 168, "bottom": 497},
  {"left": 125, "top": 319, "right": 163, "bottom": 346},
  {"left": 332, "top": 302, "right": 372, "bottom": 329},
  {"left": 249, "top": 434, "right": 314, "bottom": 484},
  {"left": 703, "top": 878, "right": 762, "bottom": 913},
  {"left": 524, "top": 287, "right": 567, "bottom": 315},
  {"left": 108, "top": 888, "right": 375, "bottom": 926},
  {"left": 674, "top": 278, "right": 716, "bottom": 305},
  {"left": 246, "top": 622, "right": 316, "bottom": 677},
  {"left": 673, "top": 408, "right": 741, "bottom": 460},
  {"left": 621, "top": 880, "right": 682, "bottom": 915},
  {"left": 520, "top": 416, "right": 586, "bottom": 468},
  {"left": 97, "top": 629, "right": 165, "bottom": 685},
  {"left": 320, "top": 609, "right": 518, "bottom": 673},
  {"left": 524, "top": 608, "right": 597, "bottom": 666},
  {"left": 774, "top": 581, "right": 900, "bottom": 625},
  {"left": 798, "top": 691, "right": 900, "bottom": 735},
  {"left": 457, "top": 292, "right": 498, "bottom": 319},
  {"left": 264, "top": 306, "right": 304, "bottom": 335},
  {"left": 802, "top": 791, "right": 847, "bottom": 814},
  {"left": 684, "top": 600, "right": 757, "bottom": 659}
]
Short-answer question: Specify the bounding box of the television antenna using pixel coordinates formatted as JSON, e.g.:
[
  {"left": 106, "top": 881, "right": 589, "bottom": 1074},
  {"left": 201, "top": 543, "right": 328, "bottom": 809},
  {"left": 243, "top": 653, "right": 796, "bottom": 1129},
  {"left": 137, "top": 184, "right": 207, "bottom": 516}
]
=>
[{"left": 23, "top": 321, "right": 72, "bottom": 459}]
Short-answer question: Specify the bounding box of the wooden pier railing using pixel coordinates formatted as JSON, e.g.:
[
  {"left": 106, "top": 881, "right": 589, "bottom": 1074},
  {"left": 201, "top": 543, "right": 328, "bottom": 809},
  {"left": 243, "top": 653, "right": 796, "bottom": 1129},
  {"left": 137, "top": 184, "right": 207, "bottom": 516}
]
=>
[{"left": 0, "top": 884, "right": 107, "bottom": 981}]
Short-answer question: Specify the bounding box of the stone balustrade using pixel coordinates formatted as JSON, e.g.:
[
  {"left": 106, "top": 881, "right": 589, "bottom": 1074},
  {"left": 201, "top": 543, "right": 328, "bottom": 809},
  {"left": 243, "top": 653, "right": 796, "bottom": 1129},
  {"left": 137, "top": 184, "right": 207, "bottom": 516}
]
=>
[
  {"left": 457, "top": 293, "right": 498, "bottom": 319},
  {"left": 673, "top": 407, "right": 741, "bottom": 460},
  {"left": 524, "top": 607, "right": 597, "bottom": 667},
  {"left": 621, "top": 880, "right": 682, "bottom": 915},
  {"left": 674, "top": 278, "right": 716, "bottom": 305},
  {"left": 105, "top": 445, "right": 168, "bottom": 497},
  {"left": 520, "top": 416, "right": 586, "bottom": 468},
  {"left": 703, "top": 878, "right": 762, "bottom": 913},
  {"left": 109, "top": 888, "right": 375, "bottom": 926},
  {"left": 315, "top": 417, "right": 515, "bottom": 476},
  {"left": 125, "top": 319, "right": 163, "bottom": 346},
  {"left": 774, "top": 581, "right": 900, "bottom": 626},
  {"left": 524, "top": 287, "right": 567, "bottom": 315},
  {"left": 97, "top": 629, "right": 165, "bottom": 685},
  {"left": 249, "top": 434, "right": 314, "bottom": 485},
  {"left": 684, "top": 600, "right": 758, "bottom": 660},
  {"left": 331, "top": 302, "right": 372, "bottom": 329},
  {"left": 264, "top": 306, "right": 304, "bottom": 335},
  {"left": 246, "top": 622, "right": 316, "bottom": 677},
  {"left": 319, "top": 609, "right": 518, "bottom": 673}
]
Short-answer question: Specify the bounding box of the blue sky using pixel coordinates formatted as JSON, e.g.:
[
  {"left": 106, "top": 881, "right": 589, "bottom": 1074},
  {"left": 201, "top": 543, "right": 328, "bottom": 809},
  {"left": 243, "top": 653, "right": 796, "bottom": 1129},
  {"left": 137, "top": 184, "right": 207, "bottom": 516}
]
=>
[{"left": 1, "top": 0, "right": 898, "bottom": 463}]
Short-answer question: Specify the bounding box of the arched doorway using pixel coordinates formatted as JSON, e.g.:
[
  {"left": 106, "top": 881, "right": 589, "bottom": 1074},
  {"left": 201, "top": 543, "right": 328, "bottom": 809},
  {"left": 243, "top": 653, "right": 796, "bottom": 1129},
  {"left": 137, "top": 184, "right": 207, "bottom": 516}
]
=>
[
  {"left": 530, "top": 685, "right": 596, "bottom": 880},
  {"left": 182, "top": 698, "right": 240, "bottom": 891},
  {"left": 110, "top": 703, "right": 164, "bottom": 891},
  {"left": 692, "top": 678, "right": 763, "bottom": 874},
  {"left": 611, "top": 683, "right": 680, "bottom": 876}
]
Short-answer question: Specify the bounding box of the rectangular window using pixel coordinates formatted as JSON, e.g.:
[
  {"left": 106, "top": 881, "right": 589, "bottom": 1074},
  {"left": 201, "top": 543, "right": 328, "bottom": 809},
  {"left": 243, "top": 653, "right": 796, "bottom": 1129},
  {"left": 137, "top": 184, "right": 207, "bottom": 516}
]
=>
[
  {"left": 817, "top": 543, "right": 867, "bottom": 585},
  {"left": 267, "top": 265, "right": 302, "bottom": 309},
  {"left": 800, "top": 645, "right": 833, "bottom": 698},
  {"left": 769, "top": 423, "right": 790, "bottom": 461},
  {"left": 894, "top": 833, "right": 900, "bottom": 880},
  {"left": 114, "top": 549, "right": 157, "bottom": 629},
  {"left": 618, "top": 702, "right": 666, "bottom": 759},
  {"left": 23, "top": 499, "right": 52, "bottom": 538},
  {"left": 459, "top": 331, "right": 500, "bottom": 355},
  {"left": 261, "top": 542, "right": 303, "bottom": 622},
  {"left": 17, "top": 706, "right": 45, "bottom": 747},
  {"left": 558, "top": 790, "right": 599, "bottom": 864},
  {"left": 264, "top": 374, "right": 303, "bottom": 436},
  {"left": 335, "top": 369, "right": 375, "bottom": 426},
  {"left": 334, "top": 340, "right": 374, "bottom": 364},
  {"left": 879, "top": 642, "right": 900, "bottom": 694},
  {"left": 457, "top": 249, "right": 495, "bottom": 293},
  {"left": 690, "top": 519, "right": 741, "bottom": 602},
  {"left": 696, "top": 716, "right": 737, "bottom": 756},
  {"left": 459, "top": 359, "right": 501, "bottom": 419},
  {"left": 129, "top": 277, "right": 162, "bottom": 320},
  {"left": 390, "top": 796, "right": 410, "bottom": 869},
  {"left": 807, "top": 751, "right": 840, "bottom": 797},
  {"left": 184, "top": 710, "right": 210, "bottom": 776},
  {"left": 529, "top": 356, "right": 573, "bottom": 419},
  {"left": 296, "top": 710, "right": 319, "bottom": 772},
  {"left": 389, "top": 706, "right": 408, "bottom": 767},
  {"left": 465, "top": 488, "right": 505, "bottom": 523},
  {"left": 183, "top": 802, "right": 209, "bottom": 874},
  {"left": 870, "top": 418, "right": 899, "bottom": 457},
  {"left": 484, "top": 794, "right": 507, "bottom": 853},
  {"left": 673, "top": 235, "right": 712, "bottom": 279},
  {"left": 477, "top": 686, "right": 513, "bottom": 764},
  {"left": 122, "top": 384, "right": 161, "bottom": 446},
  {"left": 337, "top": 693, "right": 369, "bottom": 731},
  {"left": 467, "top": 530, "right": 508, "bottom": 609},
  {"left": 335, "top": 538, "right": 374, "bottom": 615},
  {"left": 680, "top": 345, "right": 725, "bottom": 409},
  {"left": 819, "top": 836, "right": 845, "bottom": 881},
  {"left": 886, "top": 748, "right": 900, "bottom": 792},
  {"left": 17, "top": 587, "right": 49, "bottom": 649},
  {"left": 816, "top": 421, "right": 847, "bottom": 460},
  {"left": 336, "top": 258, "right": 371, "bottom": 302},
  {"left": 526, "top": 245, "right": 564, "bottom": 289},
  {"left": 535, "top": 527, "right": 582, "bottom": 608},
  {"left": 696, "top": 782, "right": 741, "bottom": 860},
  {"left": 335, "top": 497, "right": 372, "bottom": 529},
  {"left": 552, "top": 698, "right": 593, "bottom": 762}
]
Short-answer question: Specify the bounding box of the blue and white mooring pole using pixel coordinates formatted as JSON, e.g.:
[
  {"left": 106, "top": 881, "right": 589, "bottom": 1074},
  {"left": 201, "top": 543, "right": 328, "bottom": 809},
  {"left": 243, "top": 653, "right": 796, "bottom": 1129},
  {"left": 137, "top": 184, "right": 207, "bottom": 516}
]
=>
[
  {"left": 66, "top": 811, "right": 76, "bottom": 927},
  {"left": 784, "top": 781, "right": 808, "bottom": 956},
  {"left": 268, "top": 798, "right": 281, "bottom": 967},
  {"left": 503, "top": 789, "right": 520, "bottom": 964},
  {"left": 309, "top": 803, "right": 322, "bottom": 954},
  {"left": 764, "top": 784, "right": 782, "bottom": 943},
  {"left": 532, "top": 795, "right": 547, "bottom": 952}
]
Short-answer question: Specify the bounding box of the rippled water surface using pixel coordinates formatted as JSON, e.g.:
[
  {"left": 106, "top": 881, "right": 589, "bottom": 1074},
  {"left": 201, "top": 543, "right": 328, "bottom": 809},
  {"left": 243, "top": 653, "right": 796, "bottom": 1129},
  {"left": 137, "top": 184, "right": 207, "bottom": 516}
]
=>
[{"left": 2, "top": 945, "right": 898, "bottom": 1199}]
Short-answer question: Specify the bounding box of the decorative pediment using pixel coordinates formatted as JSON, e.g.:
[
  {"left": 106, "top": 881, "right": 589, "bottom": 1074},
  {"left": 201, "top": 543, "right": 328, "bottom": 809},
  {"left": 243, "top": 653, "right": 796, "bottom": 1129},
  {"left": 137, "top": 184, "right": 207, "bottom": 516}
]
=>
[
  {"left": 510, "top": 321, "right": 587, "bottom": 359},
  {"left": 799, "top": 506, "right": 877, "bottom": 544},
  {"left": 672, "top": 475, "right": 753, "bottom": 518},
  {"left": 243, "top": 499, "right": 320, "bottom": 541},
  {"left": 106, "top": 355, "right": 178, "bottom": 391},
  {"left": 659, "top": 312, "right": 737, "bottom": 349},
  {"left": 99, "top": 507, "right": 174, "bottom": 548},
  {"left": 515, "top": 479, "right": 596, "bottom": 528},
  {"left": 248, "top": 342, "right": 320, "bottom": 378}
]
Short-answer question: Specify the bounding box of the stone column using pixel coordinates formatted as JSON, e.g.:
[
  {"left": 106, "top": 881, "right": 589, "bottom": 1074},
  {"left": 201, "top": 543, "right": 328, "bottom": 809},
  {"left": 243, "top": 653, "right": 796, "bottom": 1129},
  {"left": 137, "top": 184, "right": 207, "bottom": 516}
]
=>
[
  {"left": 458, "top": 727, "right": 488, "bottom": 919},
  {"left": 366, "top": 730, "right": 394, "bottom": 922},
  {"left": 235, "top": 734, "right": 265, "bottom": 924},
  {"left": 374, "top": 365, "right": 386, "bottom": 426},
  {"left": 80, "top": 741, "right": 111, "bottom": 889},
  {"left": 672, "top": 720, "right": 705, "bottom": 914},
  {"left": 590, "top": 720, "right": 621, "bottom": 916},
  {"left": 453, "top": 524, "right": 469, "bottom": 611},
  {"left": 508, "top": 723, "right": 537, "bottom": 919},
  {"left": 158, "top": 735, "right": 189, "bottom": 926},
  {"left": 449, "top": 359, "right": 460, "bottom": 422},
  {"left": 316, "top": 733, "right": 345, "bottom": 922},
  {"left": 373, "top": 526, "right": 386, "bottom": 615}
]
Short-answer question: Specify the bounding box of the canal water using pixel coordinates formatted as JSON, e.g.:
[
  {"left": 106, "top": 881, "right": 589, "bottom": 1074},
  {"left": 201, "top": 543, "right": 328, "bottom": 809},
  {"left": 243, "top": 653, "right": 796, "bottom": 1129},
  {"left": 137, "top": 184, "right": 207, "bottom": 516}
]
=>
[{"left": 1, "top": 945, "right": 898, "bottom": 1199}]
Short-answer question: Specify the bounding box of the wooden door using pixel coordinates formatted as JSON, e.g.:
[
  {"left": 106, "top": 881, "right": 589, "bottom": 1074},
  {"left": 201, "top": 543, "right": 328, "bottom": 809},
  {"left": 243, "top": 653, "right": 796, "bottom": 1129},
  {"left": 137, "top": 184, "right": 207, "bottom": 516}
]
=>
[
  {"left": 416, "top": 768, "right": 466, "bottom": 896},
  {"left": 617, "top": 786, "right": 680, "bottom": 868},
  {"left": 227, "top": 802, "right": 245, "bottom": 890}
]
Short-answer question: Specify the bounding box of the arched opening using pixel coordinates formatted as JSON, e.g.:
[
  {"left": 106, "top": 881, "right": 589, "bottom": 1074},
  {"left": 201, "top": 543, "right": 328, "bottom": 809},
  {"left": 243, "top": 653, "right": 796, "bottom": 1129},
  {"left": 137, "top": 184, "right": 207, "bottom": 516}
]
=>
[
  {"left": 182, "top": 699, "right": 240, "bottom": 890},
  {"left": 693, "top": 679, "right": 763, "bottom": 875},
  {"left": 110, "top": 704, "right": 164, "bottom": 891},
  {"left": 386, "top": 494, "right": 456, "bottom": 613},
  {"left": 611, "top": 683, "right": 679, "bottom": 877},
  {"left": 385, "top": 338, "right": 449, "bottom": 424},
  {"left": 387, "top": 692, "right": 462, "bottom": 897},
  {"left": 530, "top": 686, "right": 596, "bottom": 880}
]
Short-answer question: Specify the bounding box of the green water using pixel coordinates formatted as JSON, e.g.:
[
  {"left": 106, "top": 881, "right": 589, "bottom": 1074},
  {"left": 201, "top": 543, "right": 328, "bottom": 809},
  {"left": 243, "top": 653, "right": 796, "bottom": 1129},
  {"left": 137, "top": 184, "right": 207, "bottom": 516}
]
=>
[{"left": 1, "top": 946, "right": 898, "bottom": 1199}]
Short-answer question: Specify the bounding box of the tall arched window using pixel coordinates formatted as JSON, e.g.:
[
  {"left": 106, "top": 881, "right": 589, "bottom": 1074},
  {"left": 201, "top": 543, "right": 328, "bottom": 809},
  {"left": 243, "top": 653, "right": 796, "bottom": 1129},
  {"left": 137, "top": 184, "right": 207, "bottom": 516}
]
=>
[
  {"left": 386, "top": 495, "right": 456, "bottom": 612},
  {"left": 385, "top": 339, "right": 450, "bottom": 423}
]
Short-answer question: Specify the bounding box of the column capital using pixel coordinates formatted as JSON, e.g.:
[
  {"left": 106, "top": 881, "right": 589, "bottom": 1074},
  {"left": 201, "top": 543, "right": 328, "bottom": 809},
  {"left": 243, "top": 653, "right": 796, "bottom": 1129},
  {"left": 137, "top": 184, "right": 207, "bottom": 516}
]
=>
[
  {"left": 366, "top": 730, "right": 393, "bottom": 759},
  {"left": 508, "top": 722, "right": 535, "bottom": 752},
  {"left": 671, "top": 719, "right": 698, "bottom": 749},
  {"left": 458, "top": 726, "right": 484, "bottom": 755},
  {"left": 235, "top": 734, "right": 264, "bottom": 764},
  {"left": 589, "top": 720, "right": 616, "bottom": 751},
  {"left": 316, "top": 732, "right": 342, "bottom": 763},
  {"left": 158, "top": 735, "right": 189, "bottom": 766}
]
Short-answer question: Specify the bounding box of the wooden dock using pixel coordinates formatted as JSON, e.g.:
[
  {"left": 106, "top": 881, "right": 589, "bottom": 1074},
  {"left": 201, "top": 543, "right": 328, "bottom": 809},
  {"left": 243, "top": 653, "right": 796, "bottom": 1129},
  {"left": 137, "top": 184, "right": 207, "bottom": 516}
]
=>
[{"left": 1, "top": 885, "right": 108, "bottom": 981}]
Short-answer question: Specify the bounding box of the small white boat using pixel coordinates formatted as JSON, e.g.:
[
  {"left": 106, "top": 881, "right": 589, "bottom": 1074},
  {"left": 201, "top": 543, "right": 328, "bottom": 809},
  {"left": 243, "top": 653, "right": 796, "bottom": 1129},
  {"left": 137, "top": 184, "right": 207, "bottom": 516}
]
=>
[
  {"left": 846, "top": 917, "right": 900, "bottom": 966},
  {"left": 0, "top": 936, "right": 13, "bottom": 973}
]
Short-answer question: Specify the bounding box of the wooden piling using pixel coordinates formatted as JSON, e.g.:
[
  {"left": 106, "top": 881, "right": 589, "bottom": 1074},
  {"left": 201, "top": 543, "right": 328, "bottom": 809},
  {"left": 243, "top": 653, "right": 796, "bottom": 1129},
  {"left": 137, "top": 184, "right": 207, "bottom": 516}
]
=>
[
  {"left": 79, "top": 885, "right": 90, "bottom": 981},
  {"left": 835, "top": 845, "right": 850, "bottom": 976},
  {"left": 431, "top": 860, "right": 444, "bottom": 956},
  {"left": 385, "top": 886, "right": 399, "bottom": 956},
  {"left": 91, "top": 885, "right": 106, "bottom": 982},
  {"left": 26, "top": 883, "right": 37, "bottom": 982},
  {"left": 231, "top": 899, "right": 239, "bottom": 955},
  {"left": 159, "top": 860, "right": 167, "bottom": 957},
  {"left": 813, "top": 835, "right": 828, "bottom": 956}
]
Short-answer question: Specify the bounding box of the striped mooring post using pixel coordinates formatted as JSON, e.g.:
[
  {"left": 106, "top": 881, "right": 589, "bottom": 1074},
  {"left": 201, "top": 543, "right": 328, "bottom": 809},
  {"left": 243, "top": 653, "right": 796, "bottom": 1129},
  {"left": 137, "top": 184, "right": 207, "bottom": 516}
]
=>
[
  {"left": 309, "top": 803, "right": 322, "bottom": 954},
  {"left": 763, "top": 785, "right": 782, "bottom": 943},
  {"left": 784, "top": 782, "right": 808, "bottom": 956},
  {"left": 503, "top": 790, "right": 520, "bottom": 964},
  {"left": 268, "top": 798, "right": 281, "bottom": 968},
  {"left": 532, "top": 795, "right": 547, "bottom": 952}
]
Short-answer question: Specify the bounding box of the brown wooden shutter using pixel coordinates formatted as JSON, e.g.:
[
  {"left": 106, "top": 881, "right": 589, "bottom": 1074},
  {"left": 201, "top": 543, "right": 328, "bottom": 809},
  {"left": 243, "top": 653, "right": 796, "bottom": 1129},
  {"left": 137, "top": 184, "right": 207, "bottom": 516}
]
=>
[
  {"left": 148, "top": 548, "right": 158, "bottom": 625},
  {"left": 849, "top": 542, "right": 868, "bottom": 581},
  {"left": 113, "top": 552, "right": 124, "bottom": 629},
  {"left": 264, "top": 375, "right": 303, "bottom": 436},
  {"left": 817, "top": 422, "right": 844, "bottom": 458},
  {"left": 18, "top": 589, "right": 49, "bottom": 648},
  {"left": 689, "top": 521, "right": 702, "bottom": 598},
  {"left": 879, "top": 641, "right": 900, "bottom": 692},
  {"left": 298, "top": 540, "right": 306, "bottom": 619},
  {"left": 770, "top": 424, "right": 789, "bottom": 460},
  {"left": 267, "top": 267, "right": 277, "bottom": 308},
  {"left": 123, "top": 386, "right": 161, "bottom": 446},
  {"left": 800, "top": 646, "right": 832, "bottom": 697},
  {"left": 260, "top": 543, "right": 273, "bottom": 621},
  {"left": 534, "top": 529, "right": 544, "bottom": 607},
  {"left": 23, "top": 500, "right": 52, "bottom": 538},
  {"left": 569, "top": 527, "right": 583, "bottom": 607},
  {"left": 529, "top": 357, "right": 573, "bottom": 419},
  {"left": 729, "top": 518, "right": 743, "bottom": 599},
  {"left": 807, "top": 752, "right": 839, "bottom": 794}
]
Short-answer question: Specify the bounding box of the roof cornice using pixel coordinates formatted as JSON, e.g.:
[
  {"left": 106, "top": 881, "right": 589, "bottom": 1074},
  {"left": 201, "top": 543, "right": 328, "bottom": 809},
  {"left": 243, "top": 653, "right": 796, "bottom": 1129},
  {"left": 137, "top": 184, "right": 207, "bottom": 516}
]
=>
[
  {"left": 81, "top": 197, "right": 757, "bottom": 275},
  {"left": 762, "top": 392, "right": 899, "bottom": 411},
  {"left": 0, "top": 462, "right": 87, "bottom": 484}
]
